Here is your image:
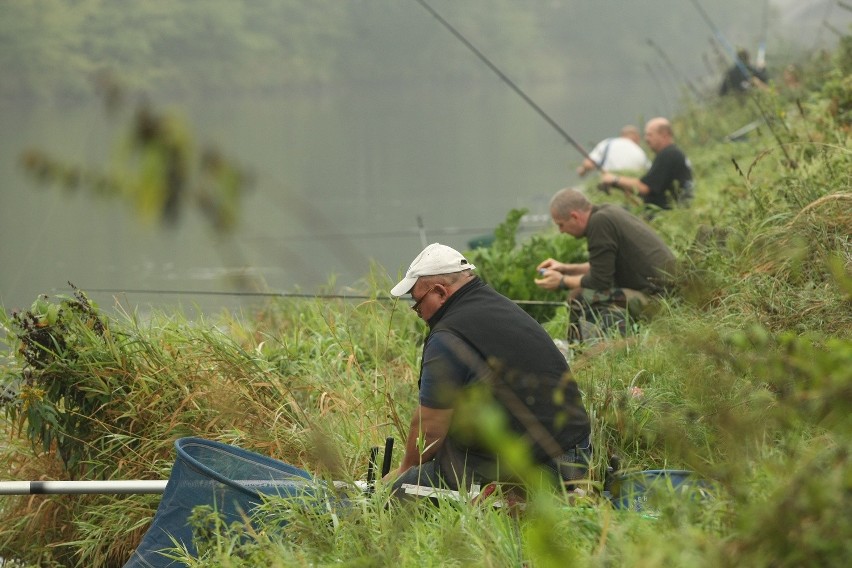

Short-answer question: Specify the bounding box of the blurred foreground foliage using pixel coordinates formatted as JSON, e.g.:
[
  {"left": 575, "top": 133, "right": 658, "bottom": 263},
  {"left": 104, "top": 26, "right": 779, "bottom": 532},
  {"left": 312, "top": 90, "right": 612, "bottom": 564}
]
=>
[
  {"left": 0, "top": 34, "right": 850, "bottom": 568},
  {"left": 19, "top": 84, "right": 255, "bottom": 235}
]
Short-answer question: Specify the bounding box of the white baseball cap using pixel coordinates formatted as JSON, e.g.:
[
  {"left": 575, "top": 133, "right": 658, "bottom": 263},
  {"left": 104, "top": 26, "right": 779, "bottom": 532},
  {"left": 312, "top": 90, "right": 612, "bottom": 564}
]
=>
[{"left": 390, "top": 243, "right": 476, "bottom": 297}]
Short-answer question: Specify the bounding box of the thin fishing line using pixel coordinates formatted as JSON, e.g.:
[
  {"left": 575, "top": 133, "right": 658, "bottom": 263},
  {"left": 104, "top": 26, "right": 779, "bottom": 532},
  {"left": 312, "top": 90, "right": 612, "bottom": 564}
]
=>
[
  {"left": 87, "top": 288, "right": 389, "bottom": 300},
  {"left": 756, "top": 0, "right": 769, "bottom": 68},
  {"left": 241, "top": 221, "right": 548, "bottom": 243},
  {"left": 84, "top": 287, "right": 566, "bottom": 307},
  {"left": 645, "top": 38, "right": 702, "bottom": 99},
  {"left": 411, "top": 0, "right": 597, "bottom": 167},
  {"left": 690, "top": 0, "right": 796, "bottom": 166},
  {"left": 643, "top": 62, "right": 673, "bottom": 116},
  {"left": 810, "top": 0, "right": 837, "bottom": 51},
  {"left": 7, "top": 181, "right": 63, "bottom": 305},
  {"left": 688, "top": 0, "right": 753, "bottom": 79}
]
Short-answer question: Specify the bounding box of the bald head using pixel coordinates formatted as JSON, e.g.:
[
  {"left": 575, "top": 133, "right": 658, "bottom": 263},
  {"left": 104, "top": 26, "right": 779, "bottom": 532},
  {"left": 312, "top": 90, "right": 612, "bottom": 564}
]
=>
[
  {"left": 646, "top": 117, "right": 672, "bottom": 136},
  {"left": 644, "top": 117, "right": 674, "bottom": 152}
]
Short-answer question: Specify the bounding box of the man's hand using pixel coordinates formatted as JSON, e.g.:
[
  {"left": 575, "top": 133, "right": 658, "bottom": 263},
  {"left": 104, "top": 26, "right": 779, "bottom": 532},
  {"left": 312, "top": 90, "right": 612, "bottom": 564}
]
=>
[
  {"left": 381, "top": 466, "right": 406, "bottom": 484},
  {"left": 535, "top": 261, "right": 590, "bottom": 291},
  {"left": 534, "top": 268, "right": 565, "bottom": 291},
  {"left": 536, "top": 258, "right": 567, "bottom": 273},
  {"left": 537, "top": 260, "right": 591, "bottom": 276},
  {"left": 577, "top": 158, "right": 595, "bottom": 177},
  {"left": 396, "top": 406, "right": 453, "bottom": 477},
  {"left": 600, "top": 172, "right": 618, "bottom": 186}
]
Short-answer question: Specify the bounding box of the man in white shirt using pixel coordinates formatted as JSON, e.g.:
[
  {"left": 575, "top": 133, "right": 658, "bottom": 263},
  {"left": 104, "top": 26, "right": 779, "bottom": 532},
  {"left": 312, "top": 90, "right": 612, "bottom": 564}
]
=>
[{"left": 577, "top": 125, "right": 650, "bottom": 177}]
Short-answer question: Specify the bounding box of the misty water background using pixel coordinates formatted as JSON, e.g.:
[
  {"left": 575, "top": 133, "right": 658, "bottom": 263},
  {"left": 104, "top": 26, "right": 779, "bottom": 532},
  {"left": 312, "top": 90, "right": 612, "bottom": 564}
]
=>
[
  {"left": 1, "top": 80, "right": 648, "bottom": 315},
  {"left": 1, "top": 0, "right": 846, "bottom": 316}
]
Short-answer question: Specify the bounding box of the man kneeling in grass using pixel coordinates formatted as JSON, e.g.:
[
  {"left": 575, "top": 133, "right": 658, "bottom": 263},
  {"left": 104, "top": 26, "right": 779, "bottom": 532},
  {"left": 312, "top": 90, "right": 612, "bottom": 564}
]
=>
[
  {"left": 535, "top": 187, "right": 675, "bottom": 344},
  {"left": 383, "top": 243, "right": 591, "bottom": 498}
]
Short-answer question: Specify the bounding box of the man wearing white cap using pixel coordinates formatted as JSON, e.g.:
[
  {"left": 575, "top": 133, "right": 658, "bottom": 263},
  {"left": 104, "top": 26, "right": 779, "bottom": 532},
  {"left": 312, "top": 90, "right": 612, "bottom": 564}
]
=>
[{"left": 384, "top": 243, "right": 591, "bottom": 495}]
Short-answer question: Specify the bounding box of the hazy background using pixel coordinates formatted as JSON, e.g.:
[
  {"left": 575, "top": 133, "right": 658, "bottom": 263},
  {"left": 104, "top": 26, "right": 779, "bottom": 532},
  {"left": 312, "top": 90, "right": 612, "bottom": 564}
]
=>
[{"left": 1, "top": 0, "right": 849, "bottom": 315}]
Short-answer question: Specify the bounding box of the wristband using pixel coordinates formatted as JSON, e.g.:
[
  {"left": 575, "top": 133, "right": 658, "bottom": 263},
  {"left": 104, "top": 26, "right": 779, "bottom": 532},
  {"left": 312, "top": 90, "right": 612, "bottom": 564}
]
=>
[{"left": 558, "top": 275, "right": 567, "bottom": 290}]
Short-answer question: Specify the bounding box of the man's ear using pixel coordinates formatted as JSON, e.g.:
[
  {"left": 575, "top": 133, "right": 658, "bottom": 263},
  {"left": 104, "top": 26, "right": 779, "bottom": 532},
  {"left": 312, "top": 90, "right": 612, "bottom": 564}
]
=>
[
  {"left": 435, "top": 283, "right": 450, "bottom": 301},
  {"left": 435, "top": 283, "right": 447, "bottom": 298}
]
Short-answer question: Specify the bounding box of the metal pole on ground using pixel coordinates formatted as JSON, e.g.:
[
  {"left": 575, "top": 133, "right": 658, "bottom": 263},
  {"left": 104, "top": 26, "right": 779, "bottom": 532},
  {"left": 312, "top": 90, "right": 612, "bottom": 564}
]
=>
[{"left": 0, "top": 480, "right": 168, "bottom": 495}]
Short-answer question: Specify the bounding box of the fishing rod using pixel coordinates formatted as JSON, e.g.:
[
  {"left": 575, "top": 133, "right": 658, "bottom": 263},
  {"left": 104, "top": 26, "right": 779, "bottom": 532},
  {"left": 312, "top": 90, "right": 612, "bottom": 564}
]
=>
[
  {"left": 416, "top": 215, "right": 428, "bottom": 248},
  {"left": 691, "top": 0, "right": 796, "bottom": 167},
  {"left": 688, "top": 0, "right": 753, "bottom": 80},
  {"left": 366, "top": 437, "right": 395, "bottom": 494},
  {"left": 85, "top": 287, "right": 567, "bottom": 307},
  {"left": 645, "top": 38, "right": 702, "bottom": 99},
  {"left": 0, "top": 439, "right": 396, "bottom": 496},
  {"left": 411, "top": 0, "right": 598, "bottom": 168},
  {"left": 701, "top": 52, "right": 717, "bottom": 79},
  {"left": 822, "top": 20, "right": 845, "bottom": 38},
  {"left": 707, "top": 36, "right": 729, "bottom": 73},
  {"left": 756, "top": 0, "right": 769, "bottom": 69},
  {"left": 0, "top": 479, "right": 373, "bottom": 495},
  {"left": 643, "top": 62, "right": 673, "bottom": 116},
  {"left": 809, "top": 0, "right": 847, "bottom": 51},
  {"left": 87, "top": 288, "right": 396, "bottom": 301},
  {"left": 0, "top": 477, "right": 483, "bottom": 501},
  {"left": 0, "top": 480, "right": 167, "bottom": 495}
]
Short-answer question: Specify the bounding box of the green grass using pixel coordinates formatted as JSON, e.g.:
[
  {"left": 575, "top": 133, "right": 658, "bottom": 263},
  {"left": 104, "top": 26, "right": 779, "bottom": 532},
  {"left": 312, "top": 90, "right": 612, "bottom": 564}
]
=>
[{"left": 0, "top": 39, "right": 850, "bottom": 568}]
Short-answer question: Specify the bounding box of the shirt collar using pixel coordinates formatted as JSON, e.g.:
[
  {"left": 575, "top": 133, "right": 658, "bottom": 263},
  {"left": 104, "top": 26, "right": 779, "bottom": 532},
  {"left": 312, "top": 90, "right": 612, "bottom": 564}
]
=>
[{"left": 426, "top": 277, "right": 482, "bottom": 328}]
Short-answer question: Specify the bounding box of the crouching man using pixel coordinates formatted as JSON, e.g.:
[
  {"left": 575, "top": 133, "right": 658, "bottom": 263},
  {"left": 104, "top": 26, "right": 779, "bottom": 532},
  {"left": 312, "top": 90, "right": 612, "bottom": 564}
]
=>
[
  {"left": 383, "top": 243, "right": 591, "bottom": 497},
  {"left": 535, "top": 187, "right": 675, "bottom": 343}
]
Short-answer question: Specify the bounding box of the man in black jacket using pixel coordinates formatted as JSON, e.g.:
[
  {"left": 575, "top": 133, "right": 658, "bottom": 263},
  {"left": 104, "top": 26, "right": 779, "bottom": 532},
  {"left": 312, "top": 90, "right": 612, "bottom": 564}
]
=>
[
  {"left": 719, "top": 49, "right": 768, "bottom": 96},
  {"left": 600, "top": 117, "right": 694, "bottom": 211},
  {"left": 384, "top": 243, "right": 591, "bottom": 495}
]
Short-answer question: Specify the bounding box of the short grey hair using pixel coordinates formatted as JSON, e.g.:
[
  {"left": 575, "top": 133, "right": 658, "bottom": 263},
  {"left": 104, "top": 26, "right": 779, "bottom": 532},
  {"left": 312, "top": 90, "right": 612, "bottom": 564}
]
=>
[
  {"left": 621, "top": 124, "right": 640, "bottom": 138},
  {"left": 418, "top": 269, "right": 474, "bottom": 288},
  {"left": 549, "top": 188, "right": 591, "bottom": 220}
]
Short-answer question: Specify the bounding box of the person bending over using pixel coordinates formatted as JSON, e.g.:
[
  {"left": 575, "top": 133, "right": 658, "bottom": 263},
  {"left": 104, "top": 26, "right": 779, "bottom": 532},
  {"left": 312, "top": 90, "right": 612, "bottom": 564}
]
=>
[
  {"left": 599, "top": 117, "right": 694, "bottom": 211},
  {"left": 535, "top": 188, "right": 675, "bottom": 342},
  {"left": 383, "top": 243, "right": 591, "bottom": 497},
  {"left": 576, "top": 125, "right": 650, "bottom": 177}
]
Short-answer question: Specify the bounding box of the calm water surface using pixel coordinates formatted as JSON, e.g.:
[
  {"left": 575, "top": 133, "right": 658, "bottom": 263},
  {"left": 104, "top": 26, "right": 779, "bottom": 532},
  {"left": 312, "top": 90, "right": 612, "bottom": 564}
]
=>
[{"left": 0, "top": 77, "right": 665, "bottom": 315}]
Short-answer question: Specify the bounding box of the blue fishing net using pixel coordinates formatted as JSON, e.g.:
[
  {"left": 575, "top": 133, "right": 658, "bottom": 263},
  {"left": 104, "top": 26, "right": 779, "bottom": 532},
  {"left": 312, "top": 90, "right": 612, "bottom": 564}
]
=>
[
  {"left": 124, "top": 437, "right": 315, "bottom": 568},
  {"left": 609, "top": 469, "right": 712, "bottom": 513}
]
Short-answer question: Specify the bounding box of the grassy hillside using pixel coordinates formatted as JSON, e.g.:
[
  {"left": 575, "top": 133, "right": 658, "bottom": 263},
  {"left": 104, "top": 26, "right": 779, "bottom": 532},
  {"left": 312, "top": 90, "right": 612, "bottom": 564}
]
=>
[{"left": 0, "top": 37, "right": 849, "bottom": 568}]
